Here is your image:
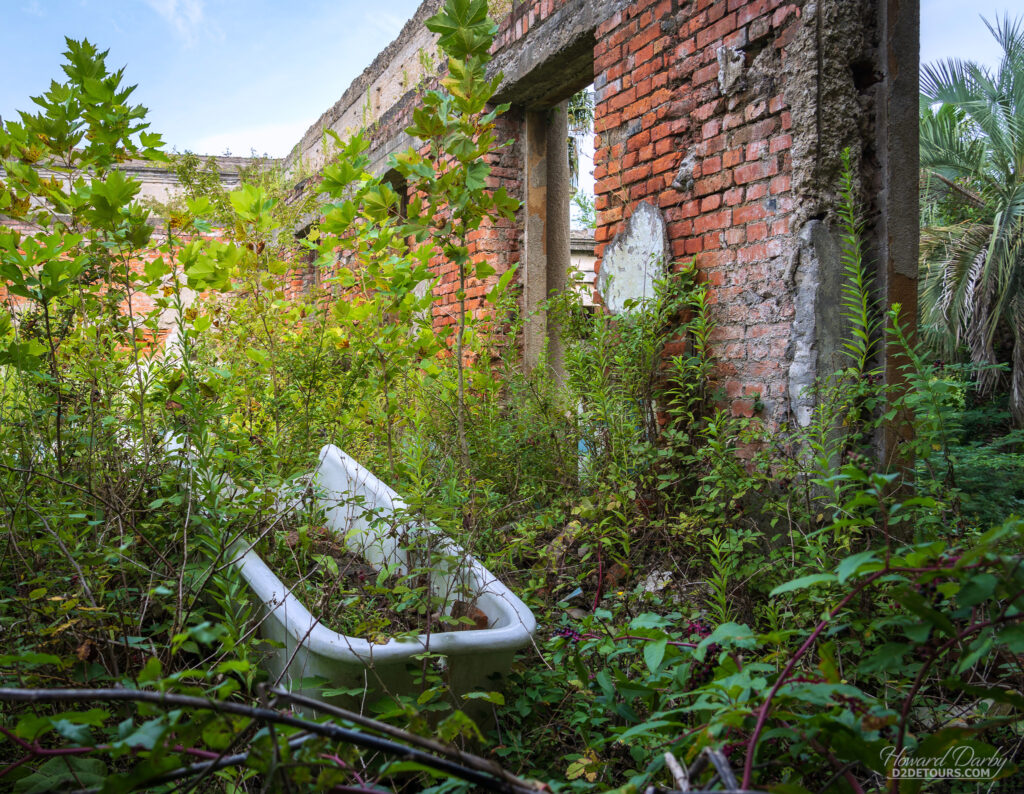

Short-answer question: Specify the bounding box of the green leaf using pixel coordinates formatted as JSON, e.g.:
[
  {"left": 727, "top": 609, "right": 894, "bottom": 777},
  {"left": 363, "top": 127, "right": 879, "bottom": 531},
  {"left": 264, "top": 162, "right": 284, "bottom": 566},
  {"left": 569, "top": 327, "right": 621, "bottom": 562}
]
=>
[
  {"left": 959, "top": 573, "right": 998, "bottom": 607},
  {"left": 858, "top": 642, "right": 912, "bottom": 673},
  {"left": 116, "top": 717, "right": 166, "bottom": 750},
  {"left": 465, "top": 160, "right": 489, "bottom": 191},
  {"left": 16, "top": 757, "right": 106, "bottom": 793},
  {"left": 486, "top": 264, "right": 516, "bottom": 303},
  {"left": 998, "top": 625, "right": 1024, "bottom": 653},
  {"left": 644, "top": 637, "right": 667, "bottom": 673},
  {"left": 138, "top": 656, "right": 162, "bottom": 683},
  {"left": 52, "top": 719, "right": 92, "bottom": 745},
  {"left": 770, "top": 573, "right": 837, "bottom": 596},
  {"left": 143, "top": 256, "right": 169, "bottom": 283},
  {"left": 615, "top": 719, "right": 674, "bottom": 743},
  {"left": 0, "top": 652, "right": 62, "bottom": 667},
  {"left": 836, "top": 550, "right": 879, "bottom": 583},
  {"left": 246, "top": 348, "right": 269, "bottom": 366},
  {"left": 898, "top": 588, "right": 957, "bottom": 637},
  {"left": 696, "top": 622, "right": 757, "bottom": 660},
  {"left": 425, "top": 0, "right": 497, "bottom": 63},
  {"left": 462, "top": 690, "right": 505, "bottom": 705}
]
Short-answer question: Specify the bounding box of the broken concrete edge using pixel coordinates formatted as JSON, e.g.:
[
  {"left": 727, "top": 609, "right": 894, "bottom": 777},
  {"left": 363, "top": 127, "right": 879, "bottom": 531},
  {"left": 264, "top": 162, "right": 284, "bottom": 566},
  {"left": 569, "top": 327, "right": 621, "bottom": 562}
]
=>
[
  {"left": 717, "top": 45, "right": 746, "bottom": 96},
  {"left": 489, "top": 0, "right": 629, "bottom": 108}
]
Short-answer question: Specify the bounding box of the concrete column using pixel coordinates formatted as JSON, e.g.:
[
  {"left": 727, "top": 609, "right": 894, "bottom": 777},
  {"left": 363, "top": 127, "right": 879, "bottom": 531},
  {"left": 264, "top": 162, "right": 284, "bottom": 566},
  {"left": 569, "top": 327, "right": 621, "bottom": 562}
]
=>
[
  {"left": 523, "top": 108, "right": 549, "bottom": 369},
  {"left": 522, "top": 102, "right": 571, "bottom": 375},
  {"left": 545, "top": 100, "right": 571, "bottom": 378},
  {"left": 877, "top": 0, "right": 920, "bottom": 470}
]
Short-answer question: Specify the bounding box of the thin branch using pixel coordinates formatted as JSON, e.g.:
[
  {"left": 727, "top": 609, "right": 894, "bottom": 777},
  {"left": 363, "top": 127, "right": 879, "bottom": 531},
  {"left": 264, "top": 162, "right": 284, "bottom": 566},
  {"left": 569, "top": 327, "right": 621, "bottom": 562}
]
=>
[{"left": 0, "top": 688, "right": 539, "bottom": 794}]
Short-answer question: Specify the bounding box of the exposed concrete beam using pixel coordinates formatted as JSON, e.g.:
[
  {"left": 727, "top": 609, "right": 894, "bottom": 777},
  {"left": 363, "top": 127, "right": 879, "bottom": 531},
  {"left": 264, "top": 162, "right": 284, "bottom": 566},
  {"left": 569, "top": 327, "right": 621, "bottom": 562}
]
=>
[{"left": 488, "top": 0, "right": 629, "bottom": 108}]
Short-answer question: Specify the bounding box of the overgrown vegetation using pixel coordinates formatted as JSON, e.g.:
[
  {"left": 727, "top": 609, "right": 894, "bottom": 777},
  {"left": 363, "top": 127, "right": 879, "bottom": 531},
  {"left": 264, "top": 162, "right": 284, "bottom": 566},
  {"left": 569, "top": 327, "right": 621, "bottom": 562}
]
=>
[
  {"left": 0, "top": 3, "right": 1022, "bottom": 793},
  {"left": 920, "top": 14, "right": 1024, "bottom": 427}
]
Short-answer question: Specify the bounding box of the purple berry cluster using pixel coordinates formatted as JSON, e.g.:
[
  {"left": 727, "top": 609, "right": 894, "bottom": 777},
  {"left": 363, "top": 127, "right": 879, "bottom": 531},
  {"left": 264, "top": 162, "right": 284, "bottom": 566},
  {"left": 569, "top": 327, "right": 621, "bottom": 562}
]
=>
[{"left": 554, "top": 627, "right": 583, "bottom": 643}]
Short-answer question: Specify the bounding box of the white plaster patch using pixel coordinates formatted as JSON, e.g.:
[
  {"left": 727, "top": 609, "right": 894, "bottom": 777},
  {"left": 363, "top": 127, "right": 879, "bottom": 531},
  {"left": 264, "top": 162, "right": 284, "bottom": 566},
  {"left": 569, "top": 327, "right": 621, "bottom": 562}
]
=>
[
  {"left": 596, "top": 201, "right": 668, "bottom": 314},
  {"left": 788, "top": 221, "right": 822, "bottom": 427},
  {"left": 717, "top": 46, "right": 746, "bottom": 96}
]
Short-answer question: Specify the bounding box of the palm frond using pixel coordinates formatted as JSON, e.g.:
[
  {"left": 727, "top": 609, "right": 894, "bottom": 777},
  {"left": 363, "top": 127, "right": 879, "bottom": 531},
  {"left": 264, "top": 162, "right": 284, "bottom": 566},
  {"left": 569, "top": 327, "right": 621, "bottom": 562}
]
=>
[{"left": 921, "top": 17, "right": 1024, "bottom": 421}]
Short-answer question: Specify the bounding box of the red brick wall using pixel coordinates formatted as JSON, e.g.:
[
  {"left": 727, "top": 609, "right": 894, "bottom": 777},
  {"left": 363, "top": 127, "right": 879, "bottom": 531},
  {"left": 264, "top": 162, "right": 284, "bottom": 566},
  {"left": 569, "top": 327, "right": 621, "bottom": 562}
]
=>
[
  {"left": 287, "top": 0, "right": 883, "bottom": 424},
  {"left": 427, "top": 110, "right": 524, "bottom": 334},
  {"left": 593, "top": 0, "right": 804, "bottom": 419}
]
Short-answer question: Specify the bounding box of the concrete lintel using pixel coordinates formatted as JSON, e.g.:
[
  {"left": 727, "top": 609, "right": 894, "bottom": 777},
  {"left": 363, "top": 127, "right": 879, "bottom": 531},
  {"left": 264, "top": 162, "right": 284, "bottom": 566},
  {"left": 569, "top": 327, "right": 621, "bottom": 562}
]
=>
[{"left": 489, "top": 0, "right": 629, "bottom": 108}]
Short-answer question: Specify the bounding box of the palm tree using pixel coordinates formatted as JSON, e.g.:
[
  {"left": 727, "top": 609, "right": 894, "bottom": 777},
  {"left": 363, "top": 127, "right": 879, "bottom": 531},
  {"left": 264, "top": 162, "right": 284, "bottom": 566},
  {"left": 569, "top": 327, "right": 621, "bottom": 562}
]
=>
[{"left": 920, "top": 15, "right": 1024, "bottom": 425}]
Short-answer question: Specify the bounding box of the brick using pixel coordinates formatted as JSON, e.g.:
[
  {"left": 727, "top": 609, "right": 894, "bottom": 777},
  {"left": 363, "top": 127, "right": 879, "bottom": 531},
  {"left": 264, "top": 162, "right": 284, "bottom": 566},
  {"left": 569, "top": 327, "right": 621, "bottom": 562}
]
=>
[
  {"left": 723, "top": 148, "right": 743, "bottom": 168},
  {"left": 744, "top": 99, "right": 767, "bottom": 122},
  {"left": 696, "top": 13, "right": 736, "bottom": 49},
  {"left": 746, "top": 221, "right": 768, "bottom": 241},
  {"left": 775, "top": 21, "right": 799, "bottom": 49},
  {"left": 772, "top": 4, "right": 798, "bottom": 28},
  {"left": 745, "top": 140, "right": 767, "bottom": 161},
  {"left": 733, "top": 158, "right": 778, "bottom": 184},
  {"left": 629, "top": 24, "right": 661, "bottom": 54},
  {"left": 733, "top": 203, "right": 768, "bottom": 224},
  {"left": 699, "top": 133, "right": 726, "bottom": 155},
  {"left": 702, "top": 155, "right": 722, "bottom": 175},
  {"left": 769, "top": 133, "right": 792, "bottom": 153},
  {"left": 701, "top": 194, "right": 722, "bottom": 212},
  {"left": 693, "top": 171, "right": 732, "bottom": 196},
  {"left": 694, "top": 209, "right": 731, "bottom": 233},
  {"left": 737, "top": 0, "right": 770, "bottom": 27},
  {"left": 739, "top": 243, "right": 769, "bottom": 263},
  {"left": 745, "top": 182, "right": 768, "bottom": 201},
  {"left": 693, "top": 99, "right": 721, "bottom": 121}
]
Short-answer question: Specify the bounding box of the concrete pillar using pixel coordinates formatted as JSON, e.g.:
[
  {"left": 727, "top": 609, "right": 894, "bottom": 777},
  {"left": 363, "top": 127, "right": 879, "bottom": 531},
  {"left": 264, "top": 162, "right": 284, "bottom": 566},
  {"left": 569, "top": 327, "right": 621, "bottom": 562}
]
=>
[
  {"left": 523, "top": 102, "right": 571, "bottom": 375},
  {"left": 877, "top": 0, "right": 920, "bottom": 471},
  {"left": 523, "top": 108, "right": 549, "bottom": 369},
  {"left": 545, "top": 100, "right": 571, "bottom": 377}
]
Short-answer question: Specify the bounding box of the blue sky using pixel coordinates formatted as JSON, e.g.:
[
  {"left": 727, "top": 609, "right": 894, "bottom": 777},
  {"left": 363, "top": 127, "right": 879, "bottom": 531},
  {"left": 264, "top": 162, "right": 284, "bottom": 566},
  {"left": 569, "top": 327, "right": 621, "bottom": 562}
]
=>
[
  {"left": 0, "top": 1, "right": 1017, "bottom": 158},
  {"left": 0, "top": 0, "right": 421, "bottom": 157}
]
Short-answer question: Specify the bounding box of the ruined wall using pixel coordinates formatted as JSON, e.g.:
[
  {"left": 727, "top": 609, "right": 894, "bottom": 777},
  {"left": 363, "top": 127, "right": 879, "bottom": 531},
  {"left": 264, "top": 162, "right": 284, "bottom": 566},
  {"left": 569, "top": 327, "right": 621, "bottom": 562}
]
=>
[
  {"left": 588, "top": 0, "right": 908, "bottom": 423},
  {"left": 285, "top": 2, "right": 444, "bottom": 174},
  {"left": 280, "top": 0, "right": 917, "bottom": 432},
  {"left": 120, "top": 156, "right": 258, "bottom": 206}
]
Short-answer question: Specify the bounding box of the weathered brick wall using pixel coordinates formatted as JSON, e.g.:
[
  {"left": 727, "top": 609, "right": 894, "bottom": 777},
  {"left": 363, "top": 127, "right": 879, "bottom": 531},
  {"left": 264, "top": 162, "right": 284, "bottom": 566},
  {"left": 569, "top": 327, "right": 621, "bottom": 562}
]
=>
[
  {"left": 292, "top": 0, "right": 916, "bottom": 432},
  {"left": 428, "top": 110, "right": 524, "bottom": 332},
  {"left": 592, "top": 0, "right": 805, "bottom": 418}
]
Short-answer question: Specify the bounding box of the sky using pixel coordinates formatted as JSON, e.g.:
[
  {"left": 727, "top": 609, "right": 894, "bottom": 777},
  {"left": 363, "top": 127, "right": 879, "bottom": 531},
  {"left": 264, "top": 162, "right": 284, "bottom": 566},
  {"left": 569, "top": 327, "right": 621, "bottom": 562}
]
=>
[
  {"left": 0, "top": 1, "right": 1018, "bottom": 158},
  {"left": 0, "top": 0, "right": 421, "bottom": 158}
]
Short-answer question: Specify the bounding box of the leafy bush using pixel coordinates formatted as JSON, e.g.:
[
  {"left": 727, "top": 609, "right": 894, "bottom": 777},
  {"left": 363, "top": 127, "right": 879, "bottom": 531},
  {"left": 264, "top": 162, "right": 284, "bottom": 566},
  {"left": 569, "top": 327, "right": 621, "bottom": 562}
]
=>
[{"left": 1, "top": 7, "right": 1023, "bottom": 794}]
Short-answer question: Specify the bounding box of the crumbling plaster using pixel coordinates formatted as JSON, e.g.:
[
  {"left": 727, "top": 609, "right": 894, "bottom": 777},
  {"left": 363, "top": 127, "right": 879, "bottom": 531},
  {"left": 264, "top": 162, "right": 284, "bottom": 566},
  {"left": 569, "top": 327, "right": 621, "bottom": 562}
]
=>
[{"left": 596, "top": 201, "right": 668, "bottom": 315}]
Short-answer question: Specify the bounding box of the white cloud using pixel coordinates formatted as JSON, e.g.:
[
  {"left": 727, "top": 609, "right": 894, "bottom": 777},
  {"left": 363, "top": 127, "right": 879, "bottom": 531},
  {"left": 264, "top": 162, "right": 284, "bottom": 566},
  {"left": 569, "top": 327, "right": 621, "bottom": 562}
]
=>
[
  {"left": 144, "top": 0, "right": 205, "bottom": 44},
  {"left": 187, "top": 121, "right": 310, "bottom": 158}
]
